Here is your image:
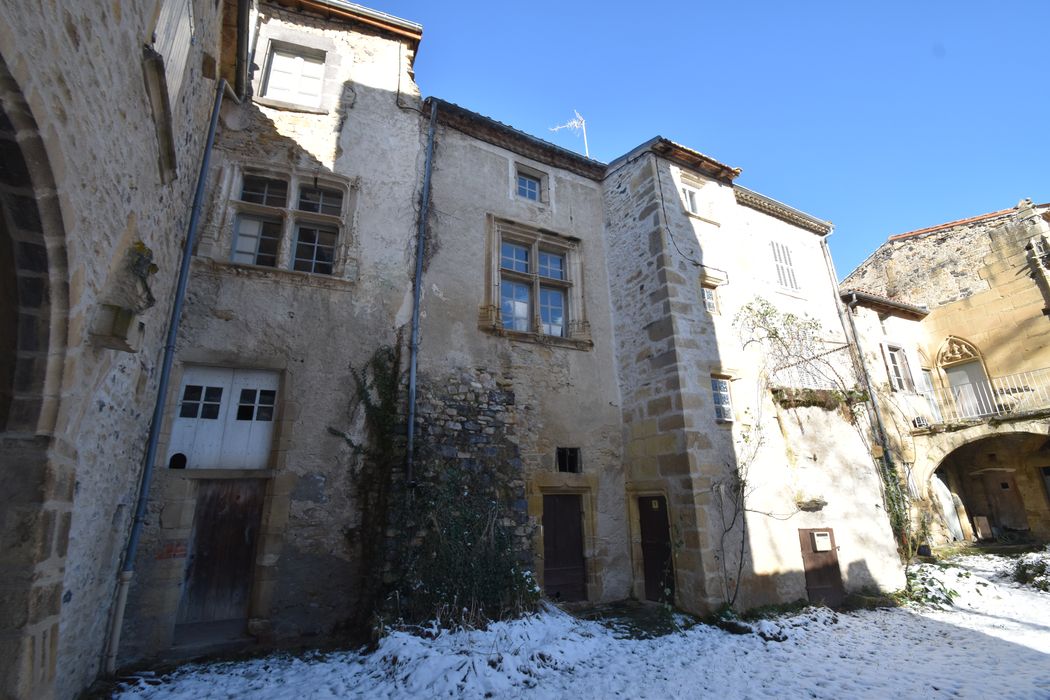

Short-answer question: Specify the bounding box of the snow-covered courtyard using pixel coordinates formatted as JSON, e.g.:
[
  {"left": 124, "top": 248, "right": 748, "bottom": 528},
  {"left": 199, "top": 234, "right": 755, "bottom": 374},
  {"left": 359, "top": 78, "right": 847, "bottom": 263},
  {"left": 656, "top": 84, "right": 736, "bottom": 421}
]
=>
[{"left": 115, "top": 550, "right": 1050, "bottom": 699}]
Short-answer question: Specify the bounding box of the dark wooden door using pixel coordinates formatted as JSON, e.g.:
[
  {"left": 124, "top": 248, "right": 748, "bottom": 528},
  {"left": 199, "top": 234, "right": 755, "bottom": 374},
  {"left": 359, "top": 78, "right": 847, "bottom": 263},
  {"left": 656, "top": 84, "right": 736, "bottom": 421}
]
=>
[
  {"left": 798, "top": 528, "right": 845, "bottom": 607},
  {"left": 542, "top": 494, "right": 586, "bottom": 601},
  {"left": 638, "top": 495, "right": 674, "bottom": 603},
  {"left": 177, "top": 479, "right": 265, "bottom": 629}
]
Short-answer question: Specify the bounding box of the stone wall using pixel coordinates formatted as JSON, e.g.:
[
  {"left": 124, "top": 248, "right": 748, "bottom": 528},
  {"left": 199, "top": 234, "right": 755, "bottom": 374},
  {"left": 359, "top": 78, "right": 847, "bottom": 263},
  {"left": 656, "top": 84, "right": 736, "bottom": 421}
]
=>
[{"left": 0, "top": 0, "right": 229, "bottom": 696}]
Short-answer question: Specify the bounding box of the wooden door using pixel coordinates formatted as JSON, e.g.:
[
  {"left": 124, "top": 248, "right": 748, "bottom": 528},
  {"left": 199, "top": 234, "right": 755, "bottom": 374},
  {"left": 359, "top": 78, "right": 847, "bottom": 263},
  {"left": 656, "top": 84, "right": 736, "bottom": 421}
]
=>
[
  {"left": 542, "top": 494, "right": 586, "bottom": 601},
  {"left": 638, "top": 495, "right": 674, "bottom": 603},
  {"left": 177, "top": 479, "right": 265, "bottom": 633},
  {"left": 798, "top": 528, "right": 845, "bottom": 607},
  {"left": 982, "top": 472, "right": 1028, "bottom": 530}
]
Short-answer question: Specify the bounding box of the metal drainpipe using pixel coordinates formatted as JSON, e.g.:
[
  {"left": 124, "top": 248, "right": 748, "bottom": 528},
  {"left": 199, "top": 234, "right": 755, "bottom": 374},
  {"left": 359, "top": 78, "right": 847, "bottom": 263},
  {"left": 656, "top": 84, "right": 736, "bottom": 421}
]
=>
[
  {"left": 104, "top": 78, "right": 235, "bottom": 674},
  {"left": 405, "top": 99, "right": 438, "bottom": 484}
]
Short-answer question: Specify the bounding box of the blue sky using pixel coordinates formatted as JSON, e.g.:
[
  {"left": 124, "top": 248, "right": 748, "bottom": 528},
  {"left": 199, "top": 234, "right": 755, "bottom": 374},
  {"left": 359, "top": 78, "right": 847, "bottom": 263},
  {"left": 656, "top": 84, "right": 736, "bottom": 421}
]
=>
[{"left": 365, "top": 1, "right": 1050, "bottom": 277}]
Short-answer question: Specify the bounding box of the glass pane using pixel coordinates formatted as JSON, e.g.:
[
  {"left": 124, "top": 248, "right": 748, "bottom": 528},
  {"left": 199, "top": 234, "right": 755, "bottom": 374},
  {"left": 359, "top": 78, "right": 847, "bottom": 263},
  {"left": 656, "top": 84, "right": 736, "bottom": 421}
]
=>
[
  {"left": 540, "top": 286, "right": 565, "bottom": 336},
  {"left": 200, "top": 403, "right": 220, "bottom": 419},
  {"left": 179, "top": 402, "right": 199, "bottom": 418},
  {"left": 204, "top": 386, "right": 223, "bottom": 403},
  {"left": 299, "top": 186, "right": 343, "bottom": 215},
  {"left": 182, "top": 385, "right": 202, "bottom": 401},
  {"left": 239, "top": 388, "right": 256, "bottom": 404},
  {"left": 538, "top": 251, "right": 565, "bottom": 280},
  {"left": 236, "top": 404, "right": 255, "bottom": 421},
  {"left": 500, "top": 278, "right": 530, "bottom": 332},
  {"left": 259, "top": 390, "right": 276, "bottom": 406},
  {"left": 500, "top": 242, "right": 529, "bottom": 273},
  {"left": 256, "top": 405, "right": 274, "bottom": 421},
  {"left": 517, "top": 174, "right": 539, "bottom": 200}
]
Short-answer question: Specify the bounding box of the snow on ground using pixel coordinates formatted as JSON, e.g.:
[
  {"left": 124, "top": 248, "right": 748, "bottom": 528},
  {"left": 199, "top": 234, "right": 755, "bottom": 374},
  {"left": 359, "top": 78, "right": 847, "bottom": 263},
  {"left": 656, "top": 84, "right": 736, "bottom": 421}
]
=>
[{"left": 116, "top": 551, "right": 1050, "bottom": 699}]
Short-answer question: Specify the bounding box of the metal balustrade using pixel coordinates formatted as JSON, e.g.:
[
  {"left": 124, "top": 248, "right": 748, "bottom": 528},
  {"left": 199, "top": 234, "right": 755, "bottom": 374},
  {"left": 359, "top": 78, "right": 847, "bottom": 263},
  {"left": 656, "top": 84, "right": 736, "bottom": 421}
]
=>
[{"left": 921, "top": 368, "right": 1050, "bottom": 424}]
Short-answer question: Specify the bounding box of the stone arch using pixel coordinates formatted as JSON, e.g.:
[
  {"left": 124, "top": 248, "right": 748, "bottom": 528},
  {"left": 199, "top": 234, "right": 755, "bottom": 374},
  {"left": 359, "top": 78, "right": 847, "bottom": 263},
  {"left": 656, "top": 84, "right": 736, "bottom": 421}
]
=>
[
  {"left": 935, "top": 335, "right": 983, "bottom": 370},
  {"left": 0, "top": 53, "right": 72, "bottom": 700},
  {"left": 921, "top": 427, "right": 1050, "bottom": 542},
  {"left": 0, "top": 54, "right": 69, "bottom": 435}
]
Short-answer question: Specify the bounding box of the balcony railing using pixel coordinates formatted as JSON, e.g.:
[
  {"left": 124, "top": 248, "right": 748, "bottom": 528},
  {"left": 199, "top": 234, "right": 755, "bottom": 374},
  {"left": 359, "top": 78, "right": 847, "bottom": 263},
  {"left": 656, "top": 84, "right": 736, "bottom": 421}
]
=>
[{"left": 920, "top": 368, "right": 1050, "bottom": 425}]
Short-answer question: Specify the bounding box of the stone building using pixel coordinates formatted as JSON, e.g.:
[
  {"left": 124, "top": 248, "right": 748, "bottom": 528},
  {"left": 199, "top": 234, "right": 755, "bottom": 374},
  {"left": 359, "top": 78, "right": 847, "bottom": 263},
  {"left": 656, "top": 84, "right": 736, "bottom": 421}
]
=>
[
  {"left": 2, "top": 0, "right": 911, "bottom": 695},
  {"left": 843, "top": 200, "right": 1050, "bottom": 544},
  {"left": 0, "top": 1, "right": 249, "bottom": 697}
]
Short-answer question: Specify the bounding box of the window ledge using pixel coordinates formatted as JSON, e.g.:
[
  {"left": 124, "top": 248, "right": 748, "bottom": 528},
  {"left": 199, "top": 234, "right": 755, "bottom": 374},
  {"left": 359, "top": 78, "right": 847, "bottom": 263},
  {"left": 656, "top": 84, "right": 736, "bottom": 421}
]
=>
[
  {"left": 196, "top": 258, "right": 356, "bottom": 291},
  {"left": 479, "top": 323, "right": 593, "bottom": 351},
  {"left": 173, "top": 468, "right": 275, "bottom": 479},
  {"left": 254, "top": 96, "right": 328, "bottom": 115},
  {"left": 684, "top": 210, "right": 721, "bottom": 227},
  {"left": 774, "top": 287, "right": 807, "bottom": 301}
]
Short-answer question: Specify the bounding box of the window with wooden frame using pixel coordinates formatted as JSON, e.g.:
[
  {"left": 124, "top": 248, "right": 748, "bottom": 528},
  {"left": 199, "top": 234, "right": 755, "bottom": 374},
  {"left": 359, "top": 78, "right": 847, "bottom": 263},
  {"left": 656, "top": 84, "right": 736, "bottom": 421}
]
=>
[
  {"left": 481, "top": 219, "right": 591, "bottom": 347},
  {"left": 514, "top": 163, "right": 549, "bottom": 204},
  {"left": 884, "top": 345, "right": 915, "bottom": 392},
  {"left": 230, "top": 169, "right": 347, "bottom": 277},
  {"left": 261, "top": 43, "right": 327, "bottom": 108},
  {"left": 701, "top": 285, "right": 719, "bottom": 314}
]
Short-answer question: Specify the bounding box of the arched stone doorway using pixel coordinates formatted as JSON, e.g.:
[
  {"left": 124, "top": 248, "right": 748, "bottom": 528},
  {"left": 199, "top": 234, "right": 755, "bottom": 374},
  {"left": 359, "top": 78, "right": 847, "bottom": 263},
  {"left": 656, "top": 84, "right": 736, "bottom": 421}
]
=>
[
  {"left": 932, "top": 432, "right": 1050, "bottom": 543},
  {"left": 0, "top": 55, "right": 71, "bottom": 700}
]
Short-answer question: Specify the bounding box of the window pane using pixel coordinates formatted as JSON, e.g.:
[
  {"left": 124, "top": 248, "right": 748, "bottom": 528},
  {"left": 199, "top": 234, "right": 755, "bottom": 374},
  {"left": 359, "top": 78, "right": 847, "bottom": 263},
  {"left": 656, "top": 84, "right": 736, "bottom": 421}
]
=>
[
  {"left": 500, "top": 278, "right": 530, "bottom": 331},
  {"left": 293, "top": 225, "right": 337, "bottom": 275},
  {"left": 236, "top": 404, "right": 255, "bottom": 421},
  {"left": 204, "top": 386, "right": 223, "bottom": 403},
  {"left": 500, "top": 242, "right": 529, "bottom": 273},
  {"left": 241, "top": 175, "right": 287, "bottom": 207},
  {"left": 517, "top": 174, "right": 540, "bottom": 200},
  {"left": 259, "top": 390, "right": 276, "bottom": 406},
  {"left": 233, "top": 217, "right": 280, "bottom": 267},
  {"left": 540, "top": 286, "right": 565, "bottom": 337},
  {"left": 179, "top": 402, "right": 199, "bottom": 418},
  {"left": 182, "top": 385, "right": 202, "bottom": 402},
  {"left": 256, "top": 405, "right": 274, "bottom": 421},
  {"left": 200, "top": 403, "right": 221, "bottom": 420},
  {"left": 298, "top": 186, "right": 343, "bottom": 215},
  {"left": 539, "top": 251, "right": 565, "bottom": 280}
]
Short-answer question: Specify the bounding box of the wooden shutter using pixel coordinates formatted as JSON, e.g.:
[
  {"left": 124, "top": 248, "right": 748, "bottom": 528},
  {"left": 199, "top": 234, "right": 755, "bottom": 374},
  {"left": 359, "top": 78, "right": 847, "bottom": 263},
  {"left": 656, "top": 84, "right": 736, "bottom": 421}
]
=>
[{"left": 154, "top": 0, "right": 195, "bottom": 105}]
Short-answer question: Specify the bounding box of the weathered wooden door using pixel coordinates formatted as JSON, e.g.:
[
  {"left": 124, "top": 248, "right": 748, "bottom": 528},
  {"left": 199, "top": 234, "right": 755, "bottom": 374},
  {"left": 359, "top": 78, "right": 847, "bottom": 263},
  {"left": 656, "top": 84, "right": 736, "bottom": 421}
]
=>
[
  {"left": 176, "top": 479, "right": 265, "bottom": 636},
  {"left": 798, "top": 528, "right": 845, "bottom": 607},
  {"left": 982, "top": 471, "right": 1028, "bottom": 530},
  {"left": 638, "top": 495, "right": 674, "bottom": 603},
  {"left": 542, "top": 494, "right": 586, "bottom": 601}
]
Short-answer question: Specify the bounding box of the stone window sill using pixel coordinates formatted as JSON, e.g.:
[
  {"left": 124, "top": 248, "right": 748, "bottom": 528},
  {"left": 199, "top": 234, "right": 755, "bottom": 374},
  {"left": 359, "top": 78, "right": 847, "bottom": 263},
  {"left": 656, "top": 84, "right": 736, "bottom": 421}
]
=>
[
  {"left": 479, "top": 324, "right": 593, "bottom": 351},
  {"left": 195, "top": 258, "right": 357, "bottom": 291},
  {"left": 254, "top": 96, "right": 329, "bottom": 115}
]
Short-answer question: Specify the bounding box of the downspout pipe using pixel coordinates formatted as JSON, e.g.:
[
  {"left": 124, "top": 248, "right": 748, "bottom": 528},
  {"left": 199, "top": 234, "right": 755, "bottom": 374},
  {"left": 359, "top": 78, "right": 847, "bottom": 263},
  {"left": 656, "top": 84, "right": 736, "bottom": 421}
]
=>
[
  {"left": 405, "top": 99, "right": 438, "bottom": 484},
  {"left": 104, "top": 78, "right": 234, "bottom": 674}
]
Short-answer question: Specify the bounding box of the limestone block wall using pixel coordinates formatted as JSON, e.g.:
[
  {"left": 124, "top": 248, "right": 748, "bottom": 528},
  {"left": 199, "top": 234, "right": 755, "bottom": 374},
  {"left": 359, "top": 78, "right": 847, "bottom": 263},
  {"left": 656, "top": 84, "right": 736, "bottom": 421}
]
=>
[
  {"left": 0, "top": 0, "right": 228, "bottom": 696},
  {"left": 419, "top": 120, "right": 629, "bottom": 602}
]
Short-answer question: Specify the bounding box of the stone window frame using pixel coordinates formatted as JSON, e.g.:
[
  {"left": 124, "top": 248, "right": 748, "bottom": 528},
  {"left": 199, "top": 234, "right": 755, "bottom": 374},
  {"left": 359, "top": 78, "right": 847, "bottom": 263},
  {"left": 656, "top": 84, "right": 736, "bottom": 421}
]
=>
[
  {"left": 512, "top": 162, "right": 551, "bottom": 207},
  {"left": 699, "top": 265, "right": 726, "bottom": 316},
  {"left": 224, "top": 162, "right": 354, "bottom": 279},
  {"left": 251, "top": 24, "right": 343, "bottom": 114},
  {"left": 478, "top": 217, "right": 592, "bottom": 350}
]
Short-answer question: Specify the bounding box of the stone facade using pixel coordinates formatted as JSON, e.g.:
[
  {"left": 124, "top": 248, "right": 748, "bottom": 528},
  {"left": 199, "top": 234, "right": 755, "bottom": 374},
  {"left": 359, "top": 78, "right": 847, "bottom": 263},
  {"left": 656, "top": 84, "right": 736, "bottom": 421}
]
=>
[
  {"left": 843, "top": 200, "right": 1050, "bottom": 545},
  {"left": 2, "top": 1, "right": 920, "bottom": 695},
  {"left": 0, "top": 1, "right": 239, "bottom": 697},
  {"left": 603, "top": 142, "right": 903, "bottom": 613}
]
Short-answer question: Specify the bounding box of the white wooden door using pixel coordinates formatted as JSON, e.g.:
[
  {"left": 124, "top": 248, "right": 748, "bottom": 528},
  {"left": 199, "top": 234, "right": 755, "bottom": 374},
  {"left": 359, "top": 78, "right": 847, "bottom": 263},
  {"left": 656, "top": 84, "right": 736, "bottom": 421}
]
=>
[{"left": 168, "top": 367, "right": 279, "bottom": 469}]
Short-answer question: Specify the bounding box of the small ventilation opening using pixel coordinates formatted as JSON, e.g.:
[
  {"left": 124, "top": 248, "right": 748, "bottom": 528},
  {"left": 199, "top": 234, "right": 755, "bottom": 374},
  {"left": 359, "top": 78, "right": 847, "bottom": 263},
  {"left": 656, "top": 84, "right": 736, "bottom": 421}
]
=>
[
  {"left": 168, "top": 452, "right": 187, "bottom": 470},
  {"left": 556, "top": 447, "right": 581, "bottom": 473}
]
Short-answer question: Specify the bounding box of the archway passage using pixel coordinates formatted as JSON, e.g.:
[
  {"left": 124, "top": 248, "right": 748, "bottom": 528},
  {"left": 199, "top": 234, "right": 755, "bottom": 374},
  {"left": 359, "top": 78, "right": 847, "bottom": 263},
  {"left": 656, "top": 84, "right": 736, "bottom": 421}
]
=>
[{"left": 934, "top": 433, "right": 1050, "bottom": 543}]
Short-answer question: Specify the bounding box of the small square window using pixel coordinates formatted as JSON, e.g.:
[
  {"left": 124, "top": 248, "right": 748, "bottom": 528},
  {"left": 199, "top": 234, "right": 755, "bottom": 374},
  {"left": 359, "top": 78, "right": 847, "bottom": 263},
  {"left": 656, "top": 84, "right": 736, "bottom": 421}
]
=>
[
  {"left": 298, "top": 186, "right": 343, "bottom": 216},
  {"left": 517, "top": 173, "right": 540, "bottom": 201},
  {"left": 262, "top": 45, "right": 326, "bottom": 108},
  {"left": 556, "top": 447, "right": 581, "bottom": 473},
  {"left": 293, "top": 225, "right": 337, "bottom": 275},
  {"left": 232, "top": 216, "right": 281, "bottom": 267},
  {"left": 711, "top": 376, "right": 732, "bottom": 422},
  {"left": 181, "top": 384, "right": 223, "bottom": 420},
  {"left": 501, "top": 242, "right": 529, "bottom": 273},
  {"left": 539, "top": 251, "right": 565, "bottom": 280},
  {"left": 240, "top": 175, "right": 288, "bottom": 207},
  {"left": 236, "top": 387, "right": 277, "bottom": 422},
  {"left": 702, "top": 286, "right": 718, "bottom": 314}
]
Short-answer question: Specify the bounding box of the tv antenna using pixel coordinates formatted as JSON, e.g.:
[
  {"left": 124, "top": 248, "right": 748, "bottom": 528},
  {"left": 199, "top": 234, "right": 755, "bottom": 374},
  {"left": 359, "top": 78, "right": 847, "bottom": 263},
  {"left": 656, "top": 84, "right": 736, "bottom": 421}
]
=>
[{"left": 550, "top": 110, "right": 589, "bottom": 158}]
